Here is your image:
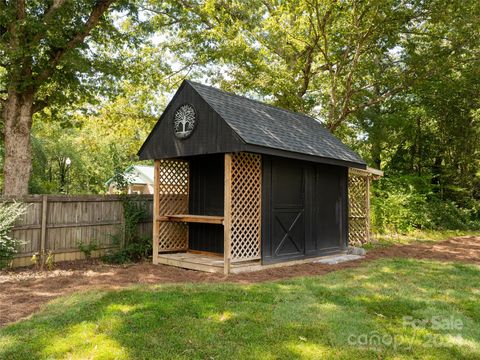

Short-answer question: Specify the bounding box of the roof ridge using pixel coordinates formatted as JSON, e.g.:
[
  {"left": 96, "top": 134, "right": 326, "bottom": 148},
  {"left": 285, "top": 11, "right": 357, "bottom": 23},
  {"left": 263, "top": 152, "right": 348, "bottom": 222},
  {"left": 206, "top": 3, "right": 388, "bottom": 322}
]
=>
[
  {"left": 186, "top": 80, "right": 325, "bottom": 127},
  {"left": 183, "top": 79, "right": 365, "bottom": 166}
]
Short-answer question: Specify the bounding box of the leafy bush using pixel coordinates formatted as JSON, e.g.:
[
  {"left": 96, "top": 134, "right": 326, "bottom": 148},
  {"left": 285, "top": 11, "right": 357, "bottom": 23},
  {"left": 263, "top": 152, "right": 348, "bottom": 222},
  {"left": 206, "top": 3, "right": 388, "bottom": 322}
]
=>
[
  {"left": 102, "top": 196, "right": 151, "bottom": 264},
  {"left": 102, "top": 235, "right": 151, "bottom": 264},
  {"left": 371, "top": 175, "right": 480, "bottom": 234},
  {"left": 0, "top": 202, "right": 28, "bottom": 269},
  {"left": 77, "top": 241, "right": 98, "bottom": 260}
]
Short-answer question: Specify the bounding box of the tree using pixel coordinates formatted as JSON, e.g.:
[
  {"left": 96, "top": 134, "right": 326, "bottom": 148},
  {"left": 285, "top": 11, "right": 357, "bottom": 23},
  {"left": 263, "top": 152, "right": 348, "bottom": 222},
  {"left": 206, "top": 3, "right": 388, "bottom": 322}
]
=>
[
  {"left": 159, "top": 0, "right": 421, "bottom": 131},
  {"left": 356, "top": 0, "right": 480, "bottom": 205},
  {"left": 30, "top": 80, "right": 163, "bottom": 194},
  {"left": 0, "top": 0, "right": 148, "bottom": 195}
]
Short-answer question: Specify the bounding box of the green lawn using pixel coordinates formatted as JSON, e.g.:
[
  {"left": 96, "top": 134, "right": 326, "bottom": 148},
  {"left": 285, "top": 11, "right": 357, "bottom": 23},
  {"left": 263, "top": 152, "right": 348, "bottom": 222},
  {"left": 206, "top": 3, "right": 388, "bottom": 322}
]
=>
[{"left": 1, "top": 258, "right": 479, "bottom": 359}]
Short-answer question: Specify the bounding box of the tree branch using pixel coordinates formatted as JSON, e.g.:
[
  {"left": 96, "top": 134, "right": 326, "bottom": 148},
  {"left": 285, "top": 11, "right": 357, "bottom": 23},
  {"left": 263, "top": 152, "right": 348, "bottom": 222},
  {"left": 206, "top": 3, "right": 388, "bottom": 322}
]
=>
[
  {"left": 29, "top": 0, "right": 67, "bottom": 46},
  {"left": 34, "top": 0, "right": 116, "bottom": 87},
  {"left": 16, "top": 0, "right": 26, "bottom": 20},
  {"left": 43, "top": 0, "right": 66, "bottom": 22},
  {"left": 327, "top": 87, "right": 401, "bottom": 132}
]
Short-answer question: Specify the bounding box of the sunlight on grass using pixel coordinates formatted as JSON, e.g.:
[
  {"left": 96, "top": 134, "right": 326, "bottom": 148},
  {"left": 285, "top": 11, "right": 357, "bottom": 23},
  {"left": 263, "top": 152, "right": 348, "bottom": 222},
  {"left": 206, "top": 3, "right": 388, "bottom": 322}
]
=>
[
  {"left": 208, "top": 311, "right": 234, "bottom": 322},
  {"left": 43, "top": 321, "right": 127, "bottom": 360},
  {"left": 106, "top": 304, "right": 138, "bottom": 314},
  {"left": 1, "top": 258, "right": 479, "bottom": 359},
  {"left": 445, "top": 333, "right": 480, "bottom": 352},
  {"left": 0, "top": 335, "right": 15, "bottom": 349},
  {"left": 285, "top": 340, "right": 330, "bottom": 359}
]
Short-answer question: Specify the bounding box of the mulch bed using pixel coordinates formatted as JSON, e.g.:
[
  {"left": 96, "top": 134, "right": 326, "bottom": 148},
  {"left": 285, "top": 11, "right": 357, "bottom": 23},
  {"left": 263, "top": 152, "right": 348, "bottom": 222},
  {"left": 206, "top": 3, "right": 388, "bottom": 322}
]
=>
[{"left": 0, "top": 235, "right": 478, "bottom": 327}]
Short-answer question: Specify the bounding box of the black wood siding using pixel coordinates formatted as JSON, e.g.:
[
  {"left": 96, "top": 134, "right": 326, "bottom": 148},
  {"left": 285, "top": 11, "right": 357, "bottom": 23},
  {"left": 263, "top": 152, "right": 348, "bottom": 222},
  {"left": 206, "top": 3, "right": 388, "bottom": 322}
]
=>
[
  {"left": 262, "top": 156, "right": 348, "bottom": 263},
  {"left": 138, "top": 82, "right": 246, "bottom": 160},
  {"left": 188, "top": 154, "right": 224, "bottom": 254}
]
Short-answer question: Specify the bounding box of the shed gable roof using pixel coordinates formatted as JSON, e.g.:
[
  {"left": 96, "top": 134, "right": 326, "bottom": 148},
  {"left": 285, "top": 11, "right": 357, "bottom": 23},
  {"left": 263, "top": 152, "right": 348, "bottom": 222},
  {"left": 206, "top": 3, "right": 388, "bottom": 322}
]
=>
[
  {"left": 187, "top": 81, "right": 365, "bottom": 167},
  {"left": 138, "top": 80, "right": 366, "bottom": 168}
]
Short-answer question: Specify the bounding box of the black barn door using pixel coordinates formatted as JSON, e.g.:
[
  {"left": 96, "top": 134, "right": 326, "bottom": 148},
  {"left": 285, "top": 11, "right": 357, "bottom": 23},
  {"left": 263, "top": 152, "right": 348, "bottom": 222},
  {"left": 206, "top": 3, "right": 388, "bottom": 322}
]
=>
[
  {"left": 263, "top": 157, "right": 306, "bottom": 262},
  {"left": 262, "top": 157, "right": 348, "bottom": 263},
  {"left": 312, "top": 165, "right": 346, "bottom": 254}
]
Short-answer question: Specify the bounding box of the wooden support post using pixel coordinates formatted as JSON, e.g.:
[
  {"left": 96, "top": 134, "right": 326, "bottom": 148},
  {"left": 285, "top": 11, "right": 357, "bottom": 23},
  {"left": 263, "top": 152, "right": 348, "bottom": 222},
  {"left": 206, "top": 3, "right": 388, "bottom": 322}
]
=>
[
  {"left": 366, "top": 176, "right": 371, "bottom": 243},
  {"left": 224, "top": 153, "right": 232, "bottom": 275},
  {"left": 152, "top": 160, "right": 161, "bottom": 264},
  {"left": 40, "top": 195, "right": 48, "bottom": 258}
]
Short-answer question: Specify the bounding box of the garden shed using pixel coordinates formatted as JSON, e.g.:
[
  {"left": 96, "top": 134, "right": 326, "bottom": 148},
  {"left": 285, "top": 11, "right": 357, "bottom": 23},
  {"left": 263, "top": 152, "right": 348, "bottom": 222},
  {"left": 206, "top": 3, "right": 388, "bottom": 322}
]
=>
[{"left": 138, "top": 80, "right": 380, "bottom": 274}]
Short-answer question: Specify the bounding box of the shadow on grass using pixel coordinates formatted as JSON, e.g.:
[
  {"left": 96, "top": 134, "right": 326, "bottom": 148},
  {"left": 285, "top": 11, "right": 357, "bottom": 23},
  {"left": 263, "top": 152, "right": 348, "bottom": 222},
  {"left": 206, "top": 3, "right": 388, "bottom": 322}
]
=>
[{"left": 1, "top": 258, "right": 479, "bottom": 359}]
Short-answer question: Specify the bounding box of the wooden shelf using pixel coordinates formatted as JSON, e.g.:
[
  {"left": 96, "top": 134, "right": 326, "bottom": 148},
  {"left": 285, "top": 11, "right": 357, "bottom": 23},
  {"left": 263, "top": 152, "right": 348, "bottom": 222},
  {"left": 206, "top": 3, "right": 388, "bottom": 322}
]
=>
[{"left": 159, "top": 214, "right": 224, "bottom": 225}]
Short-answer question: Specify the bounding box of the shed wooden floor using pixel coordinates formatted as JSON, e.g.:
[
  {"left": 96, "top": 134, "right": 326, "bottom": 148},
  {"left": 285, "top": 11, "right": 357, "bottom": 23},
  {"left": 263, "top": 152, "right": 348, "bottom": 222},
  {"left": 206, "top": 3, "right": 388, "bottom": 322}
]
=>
[
  {"left": 156, "top": 252, "right": 261, "bottom": 274},
  {"left": 156, "top": 251, "right": 351, "bottom": 274}
]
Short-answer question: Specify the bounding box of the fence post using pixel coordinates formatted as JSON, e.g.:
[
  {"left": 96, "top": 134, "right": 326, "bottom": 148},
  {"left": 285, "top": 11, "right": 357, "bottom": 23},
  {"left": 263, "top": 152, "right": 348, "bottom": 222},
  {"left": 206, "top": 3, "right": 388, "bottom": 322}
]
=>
[
  {"left": 40, "top": 195, "right": 48, "bottom": 257},
  {"left": 223, "top": 153, "right": 232, "bottom": 275},
  {"left": 366, "top": 176, "right": 371, "bottom": 243}
]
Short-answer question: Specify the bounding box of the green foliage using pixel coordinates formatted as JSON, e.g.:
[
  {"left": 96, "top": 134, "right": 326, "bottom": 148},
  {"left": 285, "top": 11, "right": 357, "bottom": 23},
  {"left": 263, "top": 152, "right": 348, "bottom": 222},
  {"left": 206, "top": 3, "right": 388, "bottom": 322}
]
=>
[
  {"left": 29, "top": 90, "right": 158, "bottom": 194},
  {"left": 2, "top": 258, "right": 480, "bottom": 358},
  {"left": 0, "top": 202, "right": 27, "bottom": 269},
  {"left": 0, "top": 0, "right": 180, "bottom": 195},
  {"left": 77, "top": 241, "right": 99, "bottom": 260},
  {"left": 44, "top": 251, "right": 55, "bottom": 271},
  {"left": 102, "top": 196, "right": 151, "bottom": 264},
  {"left": 102, "top": 235, "right": 152, "bottom": 264},
  {"left": 372, "top": 175, "right": 480, "bottom": 234},
  {"left": 0, "top": 1, "right": 152, "bottom": 114},
  {"left": 160, "top": 0, "right": 414, "bottom": 130}
]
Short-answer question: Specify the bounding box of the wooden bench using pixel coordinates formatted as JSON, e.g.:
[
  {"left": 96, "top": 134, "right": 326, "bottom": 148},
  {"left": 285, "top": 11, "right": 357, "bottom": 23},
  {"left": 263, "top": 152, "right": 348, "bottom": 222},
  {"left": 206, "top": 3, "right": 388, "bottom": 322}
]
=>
[{"left": 158, "top": 214, "right": 224, "bottom": 225}]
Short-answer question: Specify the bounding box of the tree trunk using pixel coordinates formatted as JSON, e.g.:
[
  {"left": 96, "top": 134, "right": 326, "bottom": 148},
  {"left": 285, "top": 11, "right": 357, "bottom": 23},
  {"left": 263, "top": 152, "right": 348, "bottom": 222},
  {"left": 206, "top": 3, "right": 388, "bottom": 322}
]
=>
[{"left": 2, "top": 90, "right": 34, "bottom": 196}]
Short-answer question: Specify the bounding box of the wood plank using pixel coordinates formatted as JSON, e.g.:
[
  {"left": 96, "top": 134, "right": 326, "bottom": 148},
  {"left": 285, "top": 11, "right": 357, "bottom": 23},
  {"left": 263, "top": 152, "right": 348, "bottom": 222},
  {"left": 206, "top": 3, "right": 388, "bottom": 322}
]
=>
[
  {"left": 40, "top": 195, "right": 48, "bottom": 255},
  {"left": 13, "top": 220, "right": 124, "bottom": 230},
  {"left": 152, "top": 249, "right": 351, "bottom": 275},
  {"left": 187, "top": 249, "right": 223, "bottom": 257},
  {"left": 152, "top": 160, "right": 161, "bottom": 264},
  {"left": 160, "top": 214, "right": 224, "bottom": 225},
  {"left": 366, "top": 176, "right": 371, "bottom": 243},
  {"left": 156, "top": 254, "right": 223, "bottom": 273},
  {"left": 224, "top": 153, "right": 232, "bottom": 274}
]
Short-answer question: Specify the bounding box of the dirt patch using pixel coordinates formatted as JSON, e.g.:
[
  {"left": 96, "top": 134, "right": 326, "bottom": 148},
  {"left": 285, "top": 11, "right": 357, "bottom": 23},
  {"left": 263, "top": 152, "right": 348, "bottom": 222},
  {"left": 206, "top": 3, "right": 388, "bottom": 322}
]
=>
[{"left": 1, "top": 235, "right": 478, "bottom": 327}]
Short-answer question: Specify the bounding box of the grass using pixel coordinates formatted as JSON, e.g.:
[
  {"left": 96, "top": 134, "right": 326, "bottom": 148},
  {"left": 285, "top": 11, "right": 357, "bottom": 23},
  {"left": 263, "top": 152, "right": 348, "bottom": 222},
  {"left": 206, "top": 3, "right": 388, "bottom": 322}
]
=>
[
  {"left": 1, "top": 258, "right": 480, "bottom": 359},
  {"left": 364, "top": 229, "right": 479, "bottom": 250}
]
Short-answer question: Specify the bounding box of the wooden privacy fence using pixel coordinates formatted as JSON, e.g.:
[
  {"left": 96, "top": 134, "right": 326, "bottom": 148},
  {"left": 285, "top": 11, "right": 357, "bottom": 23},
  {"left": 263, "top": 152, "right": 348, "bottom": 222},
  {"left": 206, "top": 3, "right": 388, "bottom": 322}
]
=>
[{"left": 7, "top": 194, "right": 153, "bottom": 267}]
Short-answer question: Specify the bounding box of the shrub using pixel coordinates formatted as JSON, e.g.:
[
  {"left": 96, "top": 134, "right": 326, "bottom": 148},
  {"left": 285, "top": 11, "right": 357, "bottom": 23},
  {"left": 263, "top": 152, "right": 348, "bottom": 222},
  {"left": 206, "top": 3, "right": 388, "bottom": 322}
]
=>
[
  {"left": 371, "top": 175, "right": 430, "bottom": 233},
  {"left": 102, "top": 196, "right": 151, "bottom": 264},
  {"left": 371, "top": 174, "right": 480, "bottom": 234},
  {"left": 0, "top": 202, "right": 28, "bottom": 269},
  {"left": 77, "top": 241, "right": 98, "bottom": 260},
  {"left": 102, "top": 235, "right": 151, "bottom": 264}
]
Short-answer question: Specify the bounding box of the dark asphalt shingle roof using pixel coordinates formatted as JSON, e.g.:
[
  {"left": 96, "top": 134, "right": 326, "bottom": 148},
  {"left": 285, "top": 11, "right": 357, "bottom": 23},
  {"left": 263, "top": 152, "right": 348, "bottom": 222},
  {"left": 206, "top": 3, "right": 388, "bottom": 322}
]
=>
[{"left": 188, "top": 81, "right": 366, "bottom": 166}]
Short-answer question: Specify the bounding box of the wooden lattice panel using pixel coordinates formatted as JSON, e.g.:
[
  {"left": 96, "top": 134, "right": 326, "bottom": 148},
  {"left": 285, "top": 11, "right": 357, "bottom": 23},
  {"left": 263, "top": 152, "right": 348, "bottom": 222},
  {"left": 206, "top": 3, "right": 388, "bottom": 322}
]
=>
[
  {"left": 157, "top": 160, "right": 189, "bottom": 252},
  {"left": 348, "top": 173, "right": 369, "bottom": 246},
  {"left": 230, "top": 153, "right": 262, "bottom": 262}
]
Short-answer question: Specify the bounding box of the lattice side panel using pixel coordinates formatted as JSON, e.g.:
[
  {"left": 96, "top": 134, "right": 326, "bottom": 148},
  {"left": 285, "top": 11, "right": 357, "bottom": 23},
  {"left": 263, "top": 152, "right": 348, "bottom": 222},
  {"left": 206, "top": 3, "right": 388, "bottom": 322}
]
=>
[
  {"left": 230, "top": 153, "right": 262, "bottom": 262},
  {"left": 348, "top": 173, "right": 369, "bottom": 246},
  {"left": 157, "top": 160, "right": 189, "bottom": 252}
]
